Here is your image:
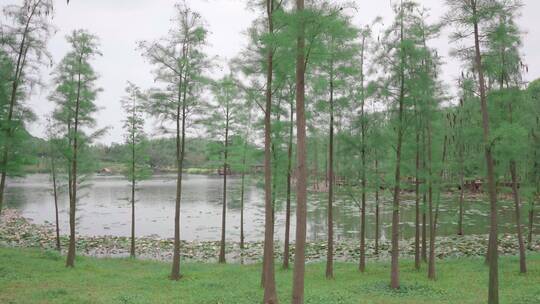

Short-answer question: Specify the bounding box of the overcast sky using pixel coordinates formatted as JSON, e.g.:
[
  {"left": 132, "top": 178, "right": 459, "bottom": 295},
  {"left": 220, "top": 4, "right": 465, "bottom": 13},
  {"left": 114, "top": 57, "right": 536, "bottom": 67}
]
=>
[{"left": 3, "top": 0, "right": 540, "bottom": 144}]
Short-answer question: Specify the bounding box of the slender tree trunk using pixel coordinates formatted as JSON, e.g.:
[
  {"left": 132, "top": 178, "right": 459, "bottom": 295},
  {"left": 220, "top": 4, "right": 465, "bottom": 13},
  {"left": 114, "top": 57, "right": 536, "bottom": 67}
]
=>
[
  {"left": 240, "top": 109, "right": 252, "bottom": 253},
  {"left": 292, "top": 0, "right": 307, "bottom": 301},
  {"left": 529, "top": 180, "right": 537, "bottom": 249},
  {"left": 510, "top": 161, "right": 527, "bottom": 273},
  {"left": 390, "top": 4, "right": 406, "bottom": 289},
  {"left": 426, "top": 122, "right": 434, "bottom": 280},
  {"left": 51, "top": 157, "right": 61, "bottom": 252},
  {"left": 421, "top": 128, "right": 428, "bottom": 263},
  {"left": 458, "top": 99, "right": 465, "bottom": 236},
  {"left": 171, "top": 69, "right": 187, "bottom": 281},
  {"left": 414, "top": 132, "right": 421, "bottom": 270},
  {"left": 529, "top": 118, "right": 539, "bottom": 249},
  {"left": 240, "top": 149, "right": 247, "bottom": 251},
  {"left": 130, "top": 178, "right": 135, "bottom": 258},
  {"left": 130, "top": 113, "right": 136, "bottom": 258},
  {"left": 283, "top": 100, "right": 294, "bottom": 270},
  {"left": 314, "top": 137, "right": 319, "bottom": 190},
  {"left": 219, "top": 111, "right": 229, "bottom": 264},
  {"left": 422, "top": 192, "right": 427, "bottom": 262},
  {"left": 0, "top": 167, "right": 6, "bottom": 217},
  {"left": 262, "top": 1, "right": 278, "bottom": 302},
  {"left": 325, "top": 60, "right": 335, "bottom": 279},
  {"left": 66, "top": 54, "right": 83, "bottom": 268},
  {"left": 428, "top": 129, "right": 448, "bottom": 280},
  {"left": 359, "top": 155, "right": 366, "bottom": 272},
  {"left": 374, "top": 159, "right": 380, "bottom": 256},
  {"left": 458, "top": 168, "right": 465, "bottom": 236},
  {"left": 359, "top": 35, "right": 367, "bottom": 273},
  {"left": 472, "top": 3, "right": 499, "bottom": 302}
]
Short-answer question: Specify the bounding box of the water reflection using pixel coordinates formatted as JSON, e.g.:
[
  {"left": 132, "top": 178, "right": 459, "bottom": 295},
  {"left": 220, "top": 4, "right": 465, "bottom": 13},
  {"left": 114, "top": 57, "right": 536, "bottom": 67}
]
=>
[{"left": 4, "top": 174, "right": 539, "bottom": 241}]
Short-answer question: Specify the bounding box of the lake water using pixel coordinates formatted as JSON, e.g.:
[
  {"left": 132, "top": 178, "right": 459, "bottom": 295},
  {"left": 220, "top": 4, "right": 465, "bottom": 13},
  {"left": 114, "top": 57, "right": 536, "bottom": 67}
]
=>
[{"left": 4, "top": 174, "right": 538, "bottom": 241}]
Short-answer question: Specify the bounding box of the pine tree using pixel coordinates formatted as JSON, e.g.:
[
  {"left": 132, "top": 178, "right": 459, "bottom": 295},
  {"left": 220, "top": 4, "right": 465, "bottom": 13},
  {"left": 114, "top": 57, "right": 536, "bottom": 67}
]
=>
[
  {"left": 121, "top": 82, "right": 151, "bottom": 258},
  {"left": 204, "top": 74, "right": 243, "bottom": 264},
  {"left": 49, "top": 29, "right": 103, "bottom": 268},
  {"left": 445, "top": 0, "right": 512, "bottom": 302},
  {"left": 139, "top": 2, "right": 210, "bottom": 280},
  {"left": 0, "top": 0, "right": 53, "bottom": 215}
]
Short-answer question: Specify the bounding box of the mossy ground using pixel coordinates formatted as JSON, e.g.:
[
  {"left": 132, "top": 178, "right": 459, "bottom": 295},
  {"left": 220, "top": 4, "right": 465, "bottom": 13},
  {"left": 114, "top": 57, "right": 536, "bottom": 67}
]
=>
[{"left": 0, "top": 247, "right": 539, "bottom": 303}]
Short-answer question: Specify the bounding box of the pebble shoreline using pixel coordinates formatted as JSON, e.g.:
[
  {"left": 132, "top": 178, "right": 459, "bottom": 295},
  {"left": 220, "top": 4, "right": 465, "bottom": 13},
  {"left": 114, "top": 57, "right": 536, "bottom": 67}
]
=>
[{"left": 1, "top": 209, "right": 538, "bottom": 264}]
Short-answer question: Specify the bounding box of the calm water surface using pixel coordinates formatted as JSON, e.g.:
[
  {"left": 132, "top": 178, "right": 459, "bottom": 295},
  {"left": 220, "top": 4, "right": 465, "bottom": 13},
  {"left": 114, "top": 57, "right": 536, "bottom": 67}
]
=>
[{"left": 5, "top": 174, "right": 538, "bottom": 241}]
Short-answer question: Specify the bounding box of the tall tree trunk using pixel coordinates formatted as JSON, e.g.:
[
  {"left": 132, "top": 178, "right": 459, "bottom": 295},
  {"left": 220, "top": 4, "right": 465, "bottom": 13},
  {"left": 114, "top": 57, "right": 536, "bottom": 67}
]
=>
[
  {"left": 130, "top": 111, "right": 136, "bottom": 258},
  {"left": 240, "top": 145, "right": 247, "bottom": 251},
  {"left": 421, "top": 128, "right": 428, "bottom": 263},
  {"left": 0, "top": 172, "right": 6, "bottom": 217},
  {"left": 529, "top": 118, "right": 539, "bottom": 249},
  {"left": 262, "top": 1, "right": 278, "bottom": 302},
  {"left": 390, "top": 4, "right": 406, "bottom": 289},
  {"left": 428, "top": 133, "right": 448, "bottom": 281},
  {"left": 313, "top": 137, "right": 319, "bottom": 190},
  {"left": 510, "top": 161, "right": 527, "bottom": 273},
  {"left": 130, "top": 177, "right": 135, "bottom": 258},
  {"left": 240, "top": 109, "right": 252, "bottom": 254},
  {"left": 359, "top": 35, "right": 367, "bottom": 273},
  {"left": 529, "top": 179, "right": 537, "bottom": 249},
  {"left": 219, "top": 110, "right": 229, "bottom": 264},
  {"left": 426, "top": 122, "right": 434, "bottom": 279},
  {"left": 374, "top": 159, "right": 380, "bottom": 256},
  {"left": 66, "top": 54, "right": 83, "bottom": 268},
  {"left": 472, "top": 3, "right": 499, "bottom": 302},
  {"left": 283, "top": 99, "right": 294, "bottom": 269},
  {"left": 458, "top": 167, "right": 465, "bottom": 236},
  {"left": 171, "top": 68, "right": 187, "bottom": 281},
  {"left": 414, "top": 132, "right": 421, "bottom": 270},
  {"left": 458, "top": 99, "right": 465, "bottom": 236},
  {"left": 505, "top": 74, "right": 527, "bottom": 274},
  {"left": 292, "top": 0, "right": 307, "bottom": 301},
  {"left": 51, "top": 157, "right": 61, "bottom": 252},
  {"left": 422, "top": 192, "right": 427, "bottom": 262},
  {"left": 326, "top": 61, "right": 335, "bottom": 279}
]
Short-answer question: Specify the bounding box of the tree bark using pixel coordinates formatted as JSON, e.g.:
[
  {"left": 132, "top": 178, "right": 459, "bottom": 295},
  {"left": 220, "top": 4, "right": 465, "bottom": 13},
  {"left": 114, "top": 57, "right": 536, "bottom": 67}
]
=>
[
  {"left": 374, "top": 159, "right": 380, "bottom": 256},
  {"left": 51, "top": 156, "right": 61, "bottom": 252},
  {"left": 66, "top": 54, "right": 83, "bottom": 268},
  {"left": 325, "top": 60, "right": 335, "bottom": 279},
  {"left": 240, "top": 145, "right": 247, "bottom": 251},
  {"left": 219, "top": 108, "right": 229, "bottom": 264},
  {"left": 130, "top": 104, "right": 136, "bottom": 258},
  {"left": 421, "top": 127, "right": 428, "bottom": 263},
  {"left": 414, "top": 131, "right": 421, "bottom": 270},
  {"left": 529, "top": 180, "right": 537, "bottom": 249},
  {"left": 458, "top": 99, "right": 465, "bottom": 236},
  {"left": 422, "top": 192, "right": 427, "bottom": 262},
  {"left": 262, "top": 1, "right": 278, "bottom": 302},
  {"left": 510, "top": 161, "right": 527, "bottom": 273},
  {"left": 283, "top": 99, "right": 294, "bottom": 270},
  {"left": 359, "top": 35, "right": 367, "bottom": 273},
  {"left": 529, "top": 118, "right": 539, "bottom": 249},
  {"left": 292, "top": 0, "right": 307, "bottom": 301},
  {"left": 426, "top": 122, "right": 434, "bottom": 280},
  {"left": 171, "top": 60, "right": 188, "bottom": 281},
  {"left": 428, "top": 132, "right": 448, "bottom": 281}
]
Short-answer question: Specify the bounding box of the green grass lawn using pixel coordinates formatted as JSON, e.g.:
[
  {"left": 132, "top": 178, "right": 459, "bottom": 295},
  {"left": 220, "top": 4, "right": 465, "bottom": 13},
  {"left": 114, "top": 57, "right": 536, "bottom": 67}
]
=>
[{"left": 0, "top": 248, "right": 539, "bottom": 304}]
